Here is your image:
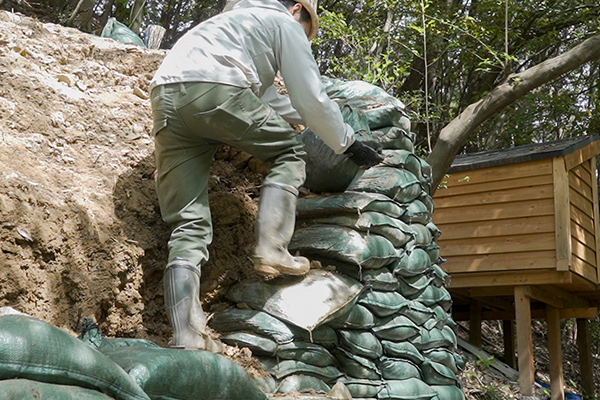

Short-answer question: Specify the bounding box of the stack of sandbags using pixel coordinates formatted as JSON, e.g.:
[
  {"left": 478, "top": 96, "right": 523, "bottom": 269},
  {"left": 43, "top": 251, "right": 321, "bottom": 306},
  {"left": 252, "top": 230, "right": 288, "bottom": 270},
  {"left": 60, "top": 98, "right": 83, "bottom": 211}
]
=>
[
  {"left": 212, "top": 78, "right": 466, "bottom": 400},
  {"left": 0, "top": 312, "right": 268, "bottom": 400}
]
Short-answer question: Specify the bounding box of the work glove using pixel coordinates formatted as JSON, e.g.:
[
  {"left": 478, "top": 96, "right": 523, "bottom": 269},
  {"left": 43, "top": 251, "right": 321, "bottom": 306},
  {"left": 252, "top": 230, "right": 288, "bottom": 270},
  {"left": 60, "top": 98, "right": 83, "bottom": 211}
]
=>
[{"left": 344, "top": 139, "right": 384, "bottom": 168}]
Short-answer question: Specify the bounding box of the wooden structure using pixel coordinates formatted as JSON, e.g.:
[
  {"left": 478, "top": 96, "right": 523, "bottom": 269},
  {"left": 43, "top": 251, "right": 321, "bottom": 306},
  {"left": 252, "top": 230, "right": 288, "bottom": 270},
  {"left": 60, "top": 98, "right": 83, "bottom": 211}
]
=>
[{"left": 433, "top": 135, "right": 600, "bottom": 399}]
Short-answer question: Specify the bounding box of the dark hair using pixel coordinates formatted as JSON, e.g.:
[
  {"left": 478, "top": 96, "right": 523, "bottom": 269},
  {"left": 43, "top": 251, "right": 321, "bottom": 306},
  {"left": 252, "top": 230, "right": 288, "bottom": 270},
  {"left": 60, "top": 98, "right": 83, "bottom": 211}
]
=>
[{"left": 278, "top": 0, "right": 311, "bottom": 23}]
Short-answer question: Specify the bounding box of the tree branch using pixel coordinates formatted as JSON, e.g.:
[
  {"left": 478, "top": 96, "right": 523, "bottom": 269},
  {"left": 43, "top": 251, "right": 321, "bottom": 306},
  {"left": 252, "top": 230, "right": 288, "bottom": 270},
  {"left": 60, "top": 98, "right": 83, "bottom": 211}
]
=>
[{"left": 427, "top": 35, "right": 600, "bottom": 193}]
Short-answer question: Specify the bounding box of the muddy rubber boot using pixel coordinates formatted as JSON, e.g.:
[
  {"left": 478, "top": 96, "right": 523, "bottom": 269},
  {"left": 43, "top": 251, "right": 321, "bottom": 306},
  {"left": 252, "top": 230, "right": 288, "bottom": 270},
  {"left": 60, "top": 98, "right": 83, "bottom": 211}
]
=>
[
  {"left": 253, "top": 183, "right": 310, "bottom": 278},
  {"left": 164, "top": 259, "right": 223, "bottom": 353}
]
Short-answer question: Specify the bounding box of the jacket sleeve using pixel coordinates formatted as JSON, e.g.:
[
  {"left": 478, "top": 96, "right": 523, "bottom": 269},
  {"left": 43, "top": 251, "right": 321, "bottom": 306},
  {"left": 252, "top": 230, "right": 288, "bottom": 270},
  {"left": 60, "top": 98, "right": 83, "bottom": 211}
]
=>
[
  {"left": 261, "top": 85, "right": 304, "bottom": 125},
  {"left": 275, "top": 22, "right": 355, "bottom": 154}
]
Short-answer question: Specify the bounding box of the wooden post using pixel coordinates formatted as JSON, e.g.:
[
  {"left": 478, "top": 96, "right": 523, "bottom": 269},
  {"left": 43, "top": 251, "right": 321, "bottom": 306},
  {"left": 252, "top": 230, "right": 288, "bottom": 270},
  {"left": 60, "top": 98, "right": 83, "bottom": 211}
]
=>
[
  {"left": 515, "top": 286, "right": 534, "bottom": 396},
  {"left": 503, "top": 320, "right": 517, "bottom": 368},
  {"left": 469, "top": 299, "right": 482, "bottom": 347},
  {"left": 552, "top": 157, "right": 571, "bottom": 271},
  {"left": 577, "top": 318, "right": 596, "bottom": 397},
  {"left": 547, "top": 305, "right": 564, "bottom": 400}
]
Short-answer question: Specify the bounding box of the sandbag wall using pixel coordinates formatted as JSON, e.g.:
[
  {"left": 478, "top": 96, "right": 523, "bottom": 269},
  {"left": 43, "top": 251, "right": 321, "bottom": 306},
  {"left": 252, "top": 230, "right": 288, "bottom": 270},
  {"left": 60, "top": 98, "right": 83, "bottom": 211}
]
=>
[{"left": 214, "top": 79, "right": 466, "bottom": 400}]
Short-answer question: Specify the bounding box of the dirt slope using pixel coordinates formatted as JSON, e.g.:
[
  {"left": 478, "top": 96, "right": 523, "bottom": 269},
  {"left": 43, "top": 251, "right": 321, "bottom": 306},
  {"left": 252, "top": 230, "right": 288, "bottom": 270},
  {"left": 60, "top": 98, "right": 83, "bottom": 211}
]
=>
[{"left": 0, "top": 10, "right": 264, "bottom": 344}]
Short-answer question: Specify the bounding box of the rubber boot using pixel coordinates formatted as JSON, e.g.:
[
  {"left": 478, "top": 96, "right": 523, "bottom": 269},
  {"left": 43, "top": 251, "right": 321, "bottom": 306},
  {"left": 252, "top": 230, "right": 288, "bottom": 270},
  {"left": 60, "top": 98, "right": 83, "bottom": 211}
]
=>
[
  {"left": 164, "top": 258, "right": 223, "bottom": 352},
  {"left": 253, "top": 183, "right": 310, "bottom": 278}
]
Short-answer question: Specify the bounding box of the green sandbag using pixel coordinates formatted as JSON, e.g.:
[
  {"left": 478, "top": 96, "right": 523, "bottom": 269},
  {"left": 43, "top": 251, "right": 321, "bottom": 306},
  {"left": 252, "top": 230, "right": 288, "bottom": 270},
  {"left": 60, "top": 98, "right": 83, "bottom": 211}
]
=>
[
  {"left": 276, "top": 341, "right": 338, "bottom": 367},
  {"left": 276, "top": 375, "right": 331, "bottom": 394},
  {"left": 423, "top": 348, "right": 460, "bottom": 374},
  {"left": 348, "top": 167, "right": 422, "bottom": 204},
  {"left": 339, "top": 378, "right": 385, "bottom": 398},
  {"left": 209, "top": 308, "right": 295, "bottom": 344},
  {"left": 0, "top": 379, "right": 116, "bottom": 400},
  {"left": 358, "top": 290, "right": 410, "bottom": 318},
  {"left": 431, "top": 385, "right": 465, "bottom": 400},
  {"left": 378, "top": 357, "right": 421, "bottom": 380},
  {"left": 414, "top": 286, "right": 453, "bottom": 311},
  {"left": 333, "top": 348, "right": 381, "bottom": 380},
  {"left": 327, "top": 304, "right": 376, "bottom": 330},
  {"left": 378, "top": 378, "right": 438, "bottom": 400},
  {"left": 400, "top": 301, "right": 437, "bottom": 326},
  {"left": 100, "top": 338, "right": 161, "bottom": 349},
  {"left": 420, "top": 360, "right": 459, "bottom": 386},
  {"left": 300, "top": 128, "right": 363, "bottom": 193},
  {"left": 335, "top": 265, "right": 399, "bottom": 291},
  {"left": 339, "top": 330, "right": 383, "bottom": 359},
  {"left": 290, "top": 225, "right": 400, "bottom": 269},
  {"left": 370, "top": 127, "right": 415, "bottom": 152},
  {"left": 221, "top": 332, "right": 277, "bottom": 356},
  {"left": 372, "top": 315, "right": 420, "bottom": 341},
  {"left": 259, "top": 358, "right": 343, "bottom": 383},
  {"left": 322, "top": 78, "right": 406, "bottom": 109},
  {"left": 310, "top": 211, "right": 413, "bottom": 248},
  {"left": 381, "top": 150, "right": 429, "bottom": 186},
  {"left": 401, "top": 200, "right": 431, "bottom": 225},
  {"left": 290, "top": 325, "right": 340, "bottom": 347},
  {"left": 397, "top": 274, "right": 434, "bottom": 297},
  {"left": 100, "top": 346, "right": 268, "bottom": 400},
  {"left": 411, "top": 327, "right": 455, "bottom": 351},
  {"left": 338, "top": 97, "right": 408, "bottom": 131},
  {"left": 406, "top": 224, "right": 433, "bottom": 249},
  {"left": 425, "top": 243, "right": 442, "bottom": 265},
  {"left": 431, "top": 265, "right": 449, "bottom": 287},
  {"left": 392, "top": 249, "right": 433, "bottom": 278},
  {"left": 297, "top": 192, "right": 406, "bottom": 219},
  {"left": 0, "top": 315, "right": 150, "bottom": 400},
  {"left": 101, "top": 17, "right": 146, "bottom": 47},
  {"left": 426, "top": 222, "right": 442, "bottom": 240},
  {"left": 380, "top": 341, "right": 424, "bottom": 364}
]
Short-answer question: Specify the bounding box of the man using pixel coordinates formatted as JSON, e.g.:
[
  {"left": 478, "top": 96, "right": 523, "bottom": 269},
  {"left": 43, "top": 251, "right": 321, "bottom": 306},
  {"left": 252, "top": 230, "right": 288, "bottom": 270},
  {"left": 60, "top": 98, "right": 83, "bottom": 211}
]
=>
[{"left": 150, "top": 0, "right": 383, "bottom": 352}]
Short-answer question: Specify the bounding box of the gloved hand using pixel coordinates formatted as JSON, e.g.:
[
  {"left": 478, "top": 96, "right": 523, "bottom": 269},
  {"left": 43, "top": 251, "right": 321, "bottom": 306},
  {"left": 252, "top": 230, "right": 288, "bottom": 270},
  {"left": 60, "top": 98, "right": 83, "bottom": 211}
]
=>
[{"left": 344, "top": 139, "right": 384, "bottom": 168}]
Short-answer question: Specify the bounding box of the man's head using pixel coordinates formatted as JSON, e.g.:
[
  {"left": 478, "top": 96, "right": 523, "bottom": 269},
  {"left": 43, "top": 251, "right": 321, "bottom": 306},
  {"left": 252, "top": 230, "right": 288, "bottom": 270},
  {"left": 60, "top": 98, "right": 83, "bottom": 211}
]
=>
[{"left": 279, "top": 0, "right": 319, "bottom": 40}]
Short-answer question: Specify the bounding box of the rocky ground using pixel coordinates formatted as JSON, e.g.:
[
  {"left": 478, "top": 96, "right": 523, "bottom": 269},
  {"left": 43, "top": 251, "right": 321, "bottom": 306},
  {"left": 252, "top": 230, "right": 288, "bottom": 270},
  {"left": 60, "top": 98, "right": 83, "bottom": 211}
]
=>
[{"left": 0, "top": 10, "right": 598, "bottom": 399}]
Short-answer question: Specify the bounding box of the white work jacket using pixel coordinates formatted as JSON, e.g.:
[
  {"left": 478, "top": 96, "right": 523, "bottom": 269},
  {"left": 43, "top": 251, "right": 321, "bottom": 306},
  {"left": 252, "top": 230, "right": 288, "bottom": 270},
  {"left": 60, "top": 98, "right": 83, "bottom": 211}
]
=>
[{"left": 150, "top": 0, "right": 355, "bottom": 154}]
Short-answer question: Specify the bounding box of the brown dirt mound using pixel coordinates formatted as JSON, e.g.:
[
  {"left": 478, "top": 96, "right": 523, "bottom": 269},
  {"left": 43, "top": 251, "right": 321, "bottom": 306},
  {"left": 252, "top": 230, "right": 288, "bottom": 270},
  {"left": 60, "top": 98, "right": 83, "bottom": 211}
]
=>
[{"left": 0, "top": 10, "right": 265, "bottom": 347}]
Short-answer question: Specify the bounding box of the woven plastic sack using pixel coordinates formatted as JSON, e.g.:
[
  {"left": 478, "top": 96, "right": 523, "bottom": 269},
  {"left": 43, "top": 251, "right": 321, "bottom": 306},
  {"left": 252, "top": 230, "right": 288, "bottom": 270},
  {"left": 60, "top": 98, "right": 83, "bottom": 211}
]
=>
[
  {"left": 339, "top": 330, "right": 383, "bottom": 359},
  {"left": 431, "top": 265, "right": 449, "bottom": 287},
  {"left": 0, "top": 315, "right": 150, "bottom": 400},
  {"left": 401, "top": 200, "right": 431, "bottom": 225},
  {"left": 290, "top": 225, "right": 400, "bottom": 269},
  {"left": 327, "top": 304, "right": 376, "bottom": 330},
  {"left": 101, "top": 18, "right": 146, "bottom": 47},
  {"left": 338, "top": 97, "right": 409, "bottom": 131},
  {"left": 209, "top": 308, "right": 295, "bottom": 344},
  {"left": 380, "top": 341, "right": 424, "bottom": 364},
  {"left": 414, "top": 286, "right": 453, "bottom": 310},
  {"left": 276, "top": 375, "right": 330, "bottom": 394},
  {"left": 370, "top": 127, "right": 415, "bottom": 151},
  {"left": 423, "top": 348, "right": 461, "bottom": 374},
  {"left": 221, "top": 332, "right": 277, "bottom": 356},
  {"left": 362, "top": 267, "right": 400, "bottom": 291},
  {"left": 381, "top": 150, "right": 425, "bottom": 182},
  {"left": 392, "top": 249, "right": 433, "bottom": 278},
  {"left": 276, "top": 341, "right": 338, "bottom": 367},
  {"left": 300, "top": 128, "right": 363, "bottom": 193},
  {"left": 339, "top": 378, "right": 385, "bottom": 398},
  {"left": 322, "top": 77, "right": 405, "bottom": 106},
  {"left": 400, "top": 301, "right": 437, "bottom": 326},
  {"left": 358, "top": 290, "right": 410, "bottom": 317},
  {"left": 378, "top": 378, "right": 438, "bottom": 400},
  {"left": 226, "top": 270, "right": 362, "bottom": 332},
  {"left": 420, "top": 360, "right": 459, "bottom": 386},
  {"left": 259, "top": 358, "right": 343, "bottom": 383},
  {"left": 397, "top": 274, "right": 434, "bottom": 297},
  {"left": 100, "top": 346, "right": 268, "bottom": 400},
  {"left": 348, "top": 167, "right": 422, "bottom": 203},
  {"left": 425, "top": 243, "right": 442, "bottom": 264},
  {"left": 378, "top": 357, "right": 421, "bottom": 380},
  {"left": 411, "top": 327, "right": 455, "bottom": 351},
  {"left": 432, "top": 385, "right": 465, "bottom": 400},
  {"left": 334, "top": 348, "right": 381, "bottom": 380},
  {"left": 310, "top": 211, "right": 413, "bottom": 248},
  {"left": 406, "top": 224, "right": 433, "bottom": 249},
  {"left": 0, "top": 379, "right": 116, "bottom": 400},
  {"left": 100, "top": 338, "right": 160, "bottom": 349},
  {"left": 297, "top": 192, "right": 405, "bottom": 219},
  {"left": 372, "top": 315, "right": 420, "bottom": 341}
]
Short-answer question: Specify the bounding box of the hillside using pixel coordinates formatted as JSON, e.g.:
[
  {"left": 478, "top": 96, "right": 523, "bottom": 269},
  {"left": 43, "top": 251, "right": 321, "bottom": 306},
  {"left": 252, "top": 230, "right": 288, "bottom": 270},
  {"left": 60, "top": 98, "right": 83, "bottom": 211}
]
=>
[{"left": 0, "top": 10, "right": 597, "bottom": 400}]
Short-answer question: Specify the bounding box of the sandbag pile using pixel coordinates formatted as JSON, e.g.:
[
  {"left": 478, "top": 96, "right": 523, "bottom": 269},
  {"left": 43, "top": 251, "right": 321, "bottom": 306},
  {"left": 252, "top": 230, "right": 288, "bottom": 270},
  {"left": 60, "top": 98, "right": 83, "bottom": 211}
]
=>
[
  {"left": 0, "top": 313, "right": 268, "bottom": 400},
  {"left": 213, "top": 79, "right": 466, "bottom": 399}
]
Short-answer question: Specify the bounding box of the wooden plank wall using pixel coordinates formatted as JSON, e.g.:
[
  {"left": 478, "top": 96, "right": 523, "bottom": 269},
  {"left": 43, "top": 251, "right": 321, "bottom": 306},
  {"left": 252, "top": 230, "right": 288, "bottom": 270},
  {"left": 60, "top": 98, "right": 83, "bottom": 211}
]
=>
[
  {"left": 434, "top": 158, "right": 557, "bottom": 275},
  {"left": 569, "top": 158, "right": 599, "bottom": 283}
]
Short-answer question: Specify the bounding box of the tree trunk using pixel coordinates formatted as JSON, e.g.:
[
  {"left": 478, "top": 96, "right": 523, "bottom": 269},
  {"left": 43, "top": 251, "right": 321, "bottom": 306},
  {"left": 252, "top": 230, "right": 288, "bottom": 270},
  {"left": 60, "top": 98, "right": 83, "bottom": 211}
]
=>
[
  {"left": 129, "top": 0, "right": 146, "bottom": 34},
  {"left": 427, "top": 35, "right": 600, "bottom": 193}
]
